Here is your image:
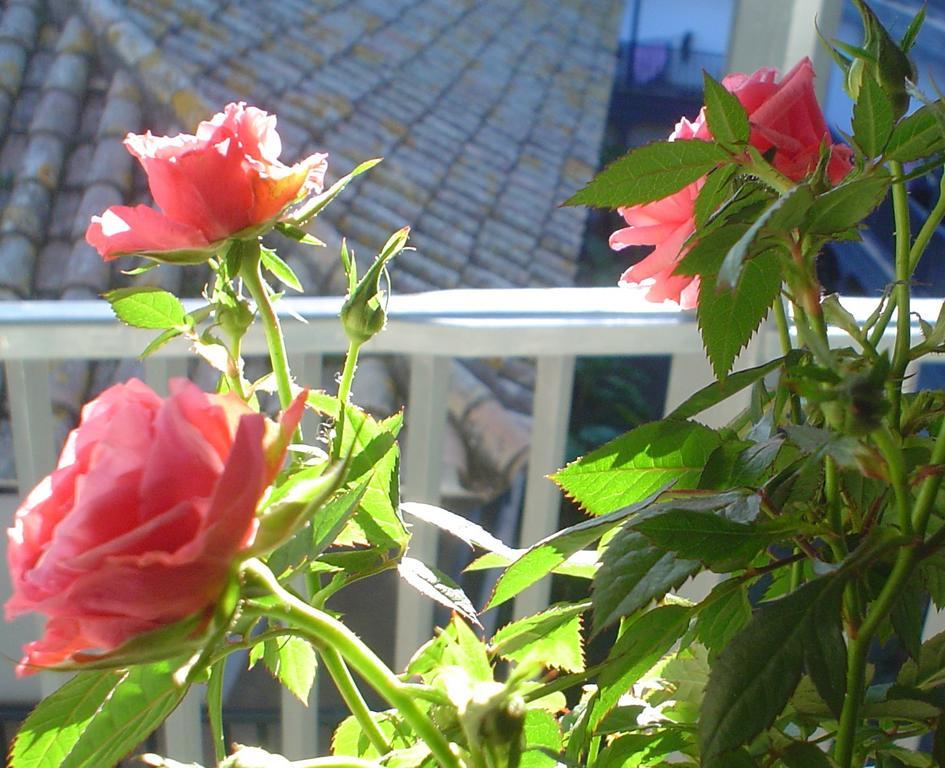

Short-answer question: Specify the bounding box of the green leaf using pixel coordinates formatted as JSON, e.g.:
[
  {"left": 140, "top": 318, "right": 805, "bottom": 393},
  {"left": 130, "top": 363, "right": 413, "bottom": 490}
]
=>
[
  {"left": 520, "top": 710, "right": 562, "bottom": 768},
  {"left": 885, "top": 101, "right": 945, "bottom": 162},
  {"left": 11, "top": 661, "right": 188, "bottom": 768},
  {"left": 694, "top": 165, "right": 738, "bottom": 228},
  {"left": 898, "top": 630, "right": 945, "bottom": 690},
  {"left": 139, "top": 327, "right": 183, "bottom": 359},
  {"left": 804, "top": 172, "right": 891, "bottom": 235},
  {"left": 552, "top": 420, "right": 722, "bottom": 516},
  {"left": 699, "top": 576, "right": 845, "bottom": 763},
  {"left": 292, "top": 157, "right": 382, "bottom": 223},
  {"left": 633, "top": 509, "right": 776, "bottom": 569},
  {"left": 492, "top": 602, "right": 587, "bottom": 672},
  {"left": 260, "top": 246, "right": 303, "bottom": 291},
  {"left": 401, "top": 502, "right": 517, "bottom": 559},
  {"left": 699, "top": 249, "right": 782, "bottom": 379},
  {"left": 592, "top": 528, "right": 699, "bottom": 633},
  {"left": 333, "top": 711, "right": 410, "bottom": 759},
  {"left": 852, "top": 75, "right": 895, "bottom": 157},
  {"left": 589, "top": 604, "right": 691, "bottom": 729},
  {"left": 487, "top": 488, "right": 666, "bottom": 610},
  {"left": 703, "top": 72, "right": 750, "bottom": 147},
  {"left": 674, "top": 222, "right": 749, "bottom": 278},
  {"left": 891, "top": 573, "right": 924, "bottom": 660},
  {"left": 900, "top": 4, "right": 926, "bottom": 51},
  {"left": 105, "top": 287, "right": 188, "bottom": 330},
  {"left": 716, "top": 186, "right": 809, "bottom": 289},
  {"left": 668, "top": 353, "right": 792, "bottom": 420},
  {"left": 694, "top": 581, "right": 752, "bottom": 654},
  {"left": 594, "top": 731, "right": 688, "bottom": 768},
  {"left": 565, "top": 139, "right": 729, "bottom": 208},
  {"left": 780, "top": 742, "right": 837, "bottom": 768},
  {"left": 398, "top": 556, "right": 481, "bottom": 627},
  {"left": 260, "top": 635, "right": 318, "bottom": 703}
]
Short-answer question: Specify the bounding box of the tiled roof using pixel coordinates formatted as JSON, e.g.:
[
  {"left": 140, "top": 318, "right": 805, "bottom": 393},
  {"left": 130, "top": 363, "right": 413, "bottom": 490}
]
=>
[{"left": 0, "top": 0, "right": 622, "bottom": 495}]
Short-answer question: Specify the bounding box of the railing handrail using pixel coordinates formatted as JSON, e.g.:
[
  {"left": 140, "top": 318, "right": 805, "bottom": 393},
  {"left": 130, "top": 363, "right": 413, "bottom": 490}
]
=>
[{"left": 0, "top": 287, "right": 935, "bottom": 360}]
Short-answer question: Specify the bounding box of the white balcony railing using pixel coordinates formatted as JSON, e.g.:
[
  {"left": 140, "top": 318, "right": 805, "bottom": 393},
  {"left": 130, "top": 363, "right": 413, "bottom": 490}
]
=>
[{"left": 0, "top": 287, "right": 941, "bottom": 762}]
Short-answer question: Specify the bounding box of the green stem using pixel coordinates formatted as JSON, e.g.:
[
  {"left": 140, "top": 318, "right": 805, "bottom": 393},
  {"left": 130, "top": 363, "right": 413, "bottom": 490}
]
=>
[
  {"left": 333, "top": 340, "right": 362, "bottom": 461},
  {"left": 241, "top": 241, "right": 295, "bottom": 411},
  {"left": 321, "top": 646, "right": 392, "bottom": 755},
  {"left": 910, "top": 171, "right": 945, "bottom": 273},
  {"left": 888, "top": 160, "right": 912, "bottom": 428},
  {"left": 834, "top": 547, "right": 918, "bottom": 768},
  {"left": 773, "top": 296, "right": 803, "bottom": 424},
  {"left": 207, "top": 658, "right": 227, "bottom": 763},
  {"left": 241, "top": 560, "right": 459, "bottom": 768},
  {"left": 912, "top": 415, "right": 945, "bottom": 537},
  {"left": 872, "top": 427, "right": 913, "bottom": 536}
]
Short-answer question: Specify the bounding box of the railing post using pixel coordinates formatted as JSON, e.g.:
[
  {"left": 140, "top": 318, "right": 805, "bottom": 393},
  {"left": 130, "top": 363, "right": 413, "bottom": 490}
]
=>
[
  {"left": 513, "top": 355, "right": 576, "bottom": 620},
  {"left": 5, "top": 359, "right": 59, "bottom": 699},
  {"left": 143, "top": 357, "right": 189, "bottom": 395},
  {"left": 396, "top": 354, "right": 451, "bottom": 670}
]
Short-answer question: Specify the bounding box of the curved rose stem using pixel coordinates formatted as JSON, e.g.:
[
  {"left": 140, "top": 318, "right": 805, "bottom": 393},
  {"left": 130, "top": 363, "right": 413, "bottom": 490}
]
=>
[
  {"left": 240, "top": 240, "right": 295, "bottom": 411},
  {"left": 888, "top": 161, "right": 912, "bottom": 428},
  {"left": 241, "top": 560, "right": 459, "bottom": 768},
  {"left": 332, "top": 340, "right": 361, "bottom": 461},
  {"left": 320, "top": 645, "right": 392, "bottom": 754}
]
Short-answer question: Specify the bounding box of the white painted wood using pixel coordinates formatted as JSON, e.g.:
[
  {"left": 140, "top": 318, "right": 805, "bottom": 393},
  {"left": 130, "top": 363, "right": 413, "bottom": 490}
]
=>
[
  {"left": 396, "top": 355, "right": 451, "bottom": 670},
  {"left": 143, "top": 356, "right": 189, "bottom": 394},
  {"left": 162, "top": 689, "right": 203, "bottom": 764},
  {"left": 513, "top": 356, "right": 576, "bottom": 620}
]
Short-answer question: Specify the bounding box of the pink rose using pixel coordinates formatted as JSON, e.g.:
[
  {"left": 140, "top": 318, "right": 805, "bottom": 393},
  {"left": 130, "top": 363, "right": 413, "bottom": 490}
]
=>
[
  {"left": 612, "top": 58, "right": 852, "bottom": 308},
  {"left": 5, "top": 378, "right": 304, "bottom": 674},
  {"left": 723, "top": 58, "right": 852, "bottom": 184},
  {"left": 85, "top": 102, "right": 328, "bottom": 263},
  {"left": 611, "top": 117, "right": 706, "bottom": 309}
]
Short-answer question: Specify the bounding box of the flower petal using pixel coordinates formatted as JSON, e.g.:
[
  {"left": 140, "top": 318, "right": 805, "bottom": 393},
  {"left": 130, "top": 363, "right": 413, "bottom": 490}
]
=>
[{"left": 85, "top": 206, "right": 210, "bottom": 260}]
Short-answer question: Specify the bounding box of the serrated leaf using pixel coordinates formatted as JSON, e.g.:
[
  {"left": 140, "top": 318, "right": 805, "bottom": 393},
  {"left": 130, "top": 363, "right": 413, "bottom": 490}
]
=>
[
  {"left": 699, "top": 576, "right": 845, "bottom": 763},
  {"left": 261, "top": 635, "right": 318, "bottom": 703},
  {"left": 260, "top": 246, "right": 303, "bottom": 291},
  {"left": 694, "top": 165, "right": 738, "bottom": 228},
  {"left": 592, "top": 529, "right": 699, "bottom": 633},
  {"left": 898, "top": 630, "right": 945, "bottom": 690},
  {"left": 633, "top": 509, "right": 775, "bottom": 569},
  {"left": 398, "top": 556, "right": 481, "bottom": 627},
  {"left": 885, "top": 101, "right": 945, "bottom": 161},
  {"left": 552, "top": 420, "right": 722, "bottom": 516},
  {"left": 293, "top": 157, "right": 382, "bottom": 223},
  {"left": 140, "top": 327, "right": 183, "bottom": 359},
  {"left": 332, "top": 711, "right": 410, "bottom": 759},
  {"left": 401, "top": 502, "right": 516, "bottom": 559},
  {"left": 105, "top": 287, "right": 188, "bottom": 330},
  {"left": 668, "top": 353, "right": 791, "bottom": 420},
  {"left": 804, "top": 172, "right": 891, "bottom": 235},
  {"left": 699, "top": 249, "right": 782, "bottom": 379},
  {"left": 487, "top": 488, "right": 667, "bottom": 610},
  {"left": 566, "top": 139, "right": 728, "bottom": 208},
  {"left": 674, "top": 222, "right": 749, "bottom": 278},
  {"left": 704, "top": 72, "right": 750, "bottom": 147},
  {"left": 492, "top": 602, "right": 587, "bottom": 672},
  {"left": 589, "top": 604, "right": 691, "bottom": 730},
  {"left": 891, "top": 573, "right": 925, "bottom": 660},
  {"left": 780, "top": 742, "right": 836, "bottom": 768},
  {"left": 11, "top": 660, "right": 188, "bottom": 768},
  {"left": 853, "top": 75, "right": 894, "bottom": 157},
  {"left": 694, "top": 581, "right": 752, "bottom": 653},
  {"left": 716, "top": 186, "right": 808, "bottom": 289},
  {"left": 593, "top": 730, "right": 687, "bottom": 768},
  {"left": 521, "top": 710, "right": 562, "bottom": 768}
]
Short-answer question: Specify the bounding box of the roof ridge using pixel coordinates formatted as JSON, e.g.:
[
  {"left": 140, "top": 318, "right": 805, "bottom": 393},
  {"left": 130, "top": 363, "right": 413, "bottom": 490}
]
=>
[
  {"left": 77, "top": 0, "right": 213, "bottom": 129},
  {"left": 0, "top": 13, "right": 94, "bottom": 297}
]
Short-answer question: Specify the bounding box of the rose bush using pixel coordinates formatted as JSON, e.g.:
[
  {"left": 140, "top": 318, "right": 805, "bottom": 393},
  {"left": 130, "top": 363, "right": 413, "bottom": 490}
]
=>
[
  {"left": 85, "top": 102, "right": 328, "bottom": 263},
  {"left": 612, "top": 57, "right": 852, "bottom": 307},
  {"left": 5, "top": 378, "right": 303, "bottom": 674}
]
